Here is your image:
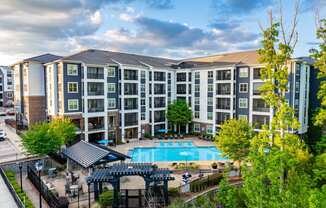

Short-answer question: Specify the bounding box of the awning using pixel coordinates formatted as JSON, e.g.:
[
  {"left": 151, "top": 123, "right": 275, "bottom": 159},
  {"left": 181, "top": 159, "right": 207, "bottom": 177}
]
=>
[{"left": 62, "top": 141, "right": 130, "bottom": 168}]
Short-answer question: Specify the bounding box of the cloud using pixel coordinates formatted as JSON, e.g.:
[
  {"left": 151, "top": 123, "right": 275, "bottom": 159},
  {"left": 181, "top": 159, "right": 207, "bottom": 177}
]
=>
[
  {"left": 146, "top": 0, "right": 173, "bottom": 9},
  {"left": 213, "top": 0, "right": 274, "bottom": 15}
]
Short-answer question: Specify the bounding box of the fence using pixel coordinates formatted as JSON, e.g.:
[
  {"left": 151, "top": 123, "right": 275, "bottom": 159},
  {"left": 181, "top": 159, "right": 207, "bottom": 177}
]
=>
[
  {"left": 27, "top": 165, "right": 69, "bottom": 208},
  {"left": 0, "top": 167, "right": 25, "bottom": 208}
]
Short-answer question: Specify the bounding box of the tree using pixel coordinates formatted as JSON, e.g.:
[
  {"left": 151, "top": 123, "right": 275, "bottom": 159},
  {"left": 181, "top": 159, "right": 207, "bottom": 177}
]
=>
[
  {"left": 311, "top": 19, "right": 326, "bottom": 127},
  {"left": 166, "top": 100, "right": 192, "bottom": 133},
  {"left": 22, "top": 118, "right": 77, "bottom": 155},
  {"left": 215, "top": 119, "right": 254, "bottom": 162},
  {"left": 49, "top": 118, "right": 77, "bottom": 144},
  {"left": 22, "top": 122, "right": 63, "bottom": 156}
]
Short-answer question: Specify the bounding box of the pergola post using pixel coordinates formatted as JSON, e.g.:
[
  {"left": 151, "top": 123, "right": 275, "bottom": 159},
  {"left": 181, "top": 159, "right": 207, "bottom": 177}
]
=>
[
  {"left": 112, "top": 178, "right": 120, "bottom": 208},
  {"left": 99, "top": 182, "right": 103, "bottom": 194},
  {"left": 94, "top": 182, "right": 99, "bottom": 200},
  {"left": 163, "top": 180, "right": 169, "bottom": 204}
]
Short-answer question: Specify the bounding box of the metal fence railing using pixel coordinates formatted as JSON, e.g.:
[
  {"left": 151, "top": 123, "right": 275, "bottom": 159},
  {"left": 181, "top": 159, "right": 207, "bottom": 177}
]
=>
[{"left": 27, "top": 165, "right": 69, "bottom": 208}]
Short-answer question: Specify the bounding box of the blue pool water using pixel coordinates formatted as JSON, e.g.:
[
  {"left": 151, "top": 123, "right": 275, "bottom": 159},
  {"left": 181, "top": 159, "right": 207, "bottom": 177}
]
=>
[{"left": 130, "top": 141, "right": 226, "bottom": 162}]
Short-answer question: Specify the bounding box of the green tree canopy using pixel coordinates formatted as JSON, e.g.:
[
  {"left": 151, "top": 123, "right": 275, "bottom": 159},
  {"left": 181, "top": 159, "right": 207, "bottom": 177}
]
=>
[
  {"left": 22, "top": 122, "right": 63, "bottom": 156},
  {"left": 49, "top": 118, "right": 77, "bottom": 144},
  {"left": 22, "top": 118, "right": 77, "bottom": 156},
  {"left": 166, "top": 100, "right": 192, "bottom": 133},
  {"left": 215, "top": 119, "right": 254, "bottom": 162}
]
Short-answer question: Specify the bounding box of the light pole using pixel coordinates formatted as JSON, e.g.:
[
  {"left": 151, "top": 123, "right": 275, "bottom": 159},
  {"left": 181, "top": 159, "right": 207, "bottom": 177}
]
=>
[
  {"left": 35, "top": 161, "right": 43, "bottom": 208},
  {"left": 17, "top": 162, "right": 22, "bottom": 192}
]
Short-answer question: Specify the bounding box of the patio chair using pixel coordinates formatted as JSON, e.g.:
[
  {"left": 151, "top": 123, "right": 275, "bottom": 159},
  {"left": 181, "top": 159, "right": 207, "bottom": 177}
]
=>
[
  {"left": 180, "top": 134, "right": 184, "bottom": 139},
  {"left": 168, "top": 135, "right": 173, "bottom": 140},
  {"left": 65, "top": 184, "right": 71, "bottom": 196}
]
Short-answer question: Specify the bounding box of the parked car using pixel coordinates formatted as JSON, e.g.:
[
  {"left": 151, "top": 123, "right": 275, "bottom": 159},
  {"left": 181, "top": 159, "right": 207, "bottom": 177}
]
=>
[
  {"left": 6, "top": 110, "right": 15, "bottom": 116},
  {"left": 0, "top": 130, "right": 6, "bottom": 141}
]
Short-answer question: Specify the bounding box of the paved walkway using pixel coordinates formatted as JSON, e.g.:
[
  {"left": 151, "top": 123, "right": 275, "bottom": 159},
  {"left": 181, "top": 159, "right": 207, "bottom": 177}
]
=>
[{"left": 0, "top": 174, "right": 18, "bottom": 208}]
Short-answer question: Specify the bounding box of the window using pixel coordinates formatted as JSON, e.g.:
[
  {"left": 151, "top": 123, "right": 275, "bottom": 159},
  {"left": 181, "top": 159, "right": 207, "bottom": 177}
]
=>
[
  {"left": 239, "top": 98, "right": 248, "bottom": 108},
  {"left": 216, "top": 98, "right": 230, "bottom": 109},
  {"left": 87, "top": 67, "right": 104, "bottom": 79},
  {"left": 124, "top": 69, "right": 138, "bottom": 80},
  {"left": 195, "top": 97, "right": 200, "bottom": 105},
  {"left": 68, "top": 82, "right": 78, "bottom": 93},
  {"left": 238, "top": 115, "right": 247, "bottom": 120},
  {"left": 141, "top": 112, "right": 146, "bottom": 120},
  {"left": 177, "top": 84, "right": 187, "bottom": 94},
  {"left": 107, "top": 98, "right": 116, "bottom": 109},
  {"left": 216, "top": 83, "right": 231, "bottom": 95},
  {"left": 208, "top": 71, "right": 213, "bottom": 78},
  {"left": 154, "top": 72, "right": 165, "bottom": 81},
  {"left": 195, "top": 72, "right": 200, "bottom": 79},
  {"left": 176, "top": 73, "right": 187, "bottom": 82},
  {"left": 194, "top": 123, "right": 200, "bottom": 132},
  {"left": 253, "top": 82, "right": 263, "bottom": 95},
  {"left": 207, "top": 112, "right": 213, "bottom": 120},
  {"left": 239, "top": 67, "right": 248, "bottom": 78},
  {"left": 207, "top": 97, "right": 213, "bottom": 106},
  {"left": 206, "top": 125, "right": 213, "bottom": 134},
  {"left": 107, "top": 83, "right": 116, "bottom": 93},
  {"left": 194, "top": 111, "right": 200, "bottom": 119},
  {"left": 195, "top": 85, "right": 200, "bottom": 92},
  {"left": 107, "top": 67, "right": 115, "bottom": 77},
  {"left": 68, "top": 99, "right": 78, "bottom": 111},
  {"left": 253, "top": 68, "right": 261, "bottom": 79},
  {"left": 207, "top": 84, "right": 213, "bottom": 92},
  {"left": 67, "top": 64, "right": 78, "bottom": 76},
  {"left": 141, "top": 99, "right": 146, "bottom": 105},
  {"left": 239, "top": 83, "right": 248, "bottom": 93}
]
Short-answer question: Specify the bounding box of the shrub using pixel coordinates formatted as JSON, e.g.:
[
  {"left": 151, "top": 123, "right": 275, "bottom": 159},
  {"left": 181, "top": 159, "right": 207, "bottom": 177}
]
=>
[
  {"left": 168, "top": 187, "right": 180, "bottom": 197},
  {"left": 144, "top": 132, "right": 152, "bottom": 139},
  {"left": 190, "top": 173, "right": 222, "bottom": 193},
  {"left": 98, "top": 190, "right": 114, "bottom": 207},
  {"left": 4, "top": 170, "right": 34, "bottom": 208}
]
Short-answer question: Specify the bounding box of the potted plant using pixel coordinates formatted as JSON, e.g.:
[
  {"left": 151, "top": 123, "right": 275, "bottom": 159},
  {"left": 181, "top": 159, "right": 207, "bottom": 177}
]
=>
[{"left": 211, "top": 162, "right": 218, "bottom": 169}]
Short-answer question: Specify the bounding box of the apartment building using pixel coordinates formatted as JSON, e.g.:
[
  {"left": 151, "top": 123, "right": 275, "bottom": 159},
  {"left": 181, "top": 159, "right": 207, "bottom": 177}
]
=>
[
  {"left": 0, "top": 66, "right": 14, "bottom": 107},
  {"left": 13, "top": 49, "right": 316, "bottom": 143},
  {"left": 11, "top": 53, "right": 62, "bottom": 127}
]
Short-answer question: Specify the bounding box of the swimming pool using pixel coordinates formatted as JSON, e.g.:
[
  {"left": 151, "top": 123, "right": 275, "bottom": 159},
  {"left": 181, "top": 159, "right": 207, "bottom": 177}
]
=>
[{"left": 129, "top": 140, "right": 226, "bottom": 162}]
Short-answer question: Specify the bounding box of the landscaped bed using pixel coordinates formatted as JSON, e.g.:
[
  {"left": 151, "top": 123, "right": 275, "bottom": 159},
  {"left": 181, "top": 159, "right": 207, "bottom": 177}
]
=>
[{"left": 4, "top": 170, "right": 34, "bottom": 208}]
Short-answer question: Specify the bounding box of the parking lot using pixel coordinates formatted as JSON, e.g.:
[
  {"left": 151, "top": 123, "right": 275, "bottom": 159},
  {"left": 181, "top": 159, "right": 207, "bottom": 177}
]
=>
[{"left": 0, "top": 110, "right": 27, "bottom": 164}]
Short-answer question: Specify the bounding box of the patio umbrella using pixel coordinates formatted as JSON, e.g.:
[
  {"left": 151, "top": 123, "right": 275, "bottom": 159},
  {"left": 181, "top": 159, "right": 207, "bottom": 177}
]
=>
[
  {"left": 97, "top": 139, "right": 109, "bottom": 145},
  {"left": 157, "top": 129, "right": 168, "bottom": 133}
]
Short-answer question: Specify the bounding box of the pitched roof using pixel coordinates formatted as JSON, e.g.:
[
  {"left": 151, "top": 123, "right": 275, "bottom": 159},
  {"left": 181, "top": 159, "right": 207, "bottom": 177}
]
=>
[
  {"left": 61, "top": 49, "right": 177, "bottom": 67},
  {"left": 24, "top": 53, "right": 62, "bottom": 64},
  {"left": 185, "top": 50, "right": 260, "bottom": 65},
  {"left": 62, "top": 140, "right": 129, "bottom": 168}
]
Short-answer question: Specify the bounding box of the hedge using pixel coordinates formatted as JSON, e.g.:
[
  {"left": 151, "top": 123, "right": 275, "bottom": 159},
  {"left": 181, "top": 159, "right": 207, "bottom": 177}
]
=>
[
  {"left": 5, "top": 170, "right": 34, "bottom": 208},
  {"left": 190, "top": 173, "right": 222, "bottom": 193}
]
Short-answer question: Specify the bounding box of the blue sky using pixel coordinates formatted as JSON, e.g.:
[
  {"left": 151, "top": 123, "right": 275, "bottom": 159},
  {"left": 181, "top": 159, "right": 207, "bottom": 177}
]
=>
[{"left": 0, "top": 0, "right": 325, "bottom": 65}]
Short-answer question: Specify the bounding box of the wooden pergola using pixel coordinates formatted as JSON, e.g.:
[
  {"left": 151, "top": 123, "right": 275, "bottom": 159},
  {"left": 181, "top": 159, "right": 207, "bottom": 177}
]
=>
[{"left": 86, "top": 163, "right": 174, "bottom": 208}]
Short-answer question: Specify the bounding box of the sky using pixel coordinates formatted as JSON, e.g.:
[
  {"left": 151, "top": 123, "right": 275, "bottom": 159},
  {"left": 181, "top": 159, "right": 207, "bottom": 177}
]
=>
[{"left": 0, "top": 0, "right": 325, "bottom": 65}]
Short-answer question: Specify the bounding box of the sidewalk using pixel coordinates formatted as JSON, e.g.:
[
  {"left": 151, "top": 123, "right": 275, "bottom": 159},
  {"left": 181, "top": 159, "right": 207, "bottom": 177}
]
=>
[
  {"left": 0, "top": 173, "right": 18, "bottom": 208},
  {"left": 20, "top": 174, "right": 49, "bottom": 208}
]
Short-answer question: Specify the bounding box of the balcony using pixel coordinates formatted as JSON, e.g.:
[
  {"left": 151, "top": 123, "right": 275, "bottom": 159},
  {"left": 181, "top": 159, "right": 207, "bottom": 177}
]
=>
[
  {"left": 154, "top": 110, "right": 165, "bottom": 123},
  {"left": 124, "top": 98, "right": 138, "bottom": 110},
  {"left": 176, "top": 84, "right": 187, "bottom": 94},
  {"left": 87, "top": 67, "right": 104, "bottom": 79},
  {"left": 154, "top": 97, "right": 165, "bottom": 108},
  {"left": 253, "top": 99, "right": 269, "bottom": 112},
  {"left": 253, "top": 68, "right": 262, "bottom": 79},
  {"left": 154, "top": 72, "right": 166, "bottom": 81},
  {"left": 252, "top": 115, "right": 270, "bottom": 129},
  {"left": 88, "top": 117, "right": 104, "bottom": 131},
  {"left": 216, "top": 70, "right": 231, "bottom": 80},
  {"left": 125, "top": 112, "right": 138, "bottom": 126},
  {"left": 216, "top": 83, "right": 231, "bottom": 95},
  {"left": 154, "top": 84, "right": 165, "bottom": 95},
  {"left": 176, "top": 73, "right": 187, "bottom": 82},
  {"left": 87, "top": 82, "right": 104, "bottom": 96},
  {"left": 253, "top": 83, "right": 264, "bottom": 95},
  {"left": 216, "top": 98, "right": 230, "bottom": 110},
  {"left": 88, "top": 99, "right": 104, "bottom": 112},
  {"left": 124, "top": 83, "right": 138, "bottom": 95},
  {"left": 216, "top": 112, "right": 230, "bottom": 125},
  {"left": 124, "top": 69, "right": 138, "bottom": 80}
]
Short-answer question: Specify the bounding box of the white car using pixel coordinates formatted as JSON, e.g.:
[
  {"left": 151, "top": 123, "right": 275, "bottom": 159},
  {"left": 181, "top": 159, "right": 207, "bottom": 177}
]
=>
[{"left": 0, "top": 130, "right": 6, "bottom": 141}]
